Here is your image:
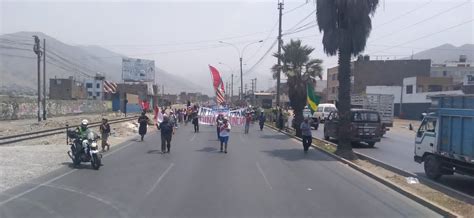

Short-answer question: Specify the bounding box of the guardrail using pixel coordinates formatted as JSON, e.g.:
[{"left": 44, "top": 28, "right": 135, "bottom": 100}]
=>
[
  {"left": 0, "top": 116, "right": 139, "bottom": 145},
  {"left": 266, "top": 123, "right": 474, "bottom": 205}
]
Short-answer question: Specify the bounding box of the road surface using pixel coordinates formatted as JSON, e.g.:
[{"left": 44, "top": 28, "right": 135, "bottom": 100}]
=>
[
  {"left": 0, "top": 124, "right": 440, "bottom": 217},
  {"left": 313, "top": 123, "right": 474, "bottom": 197}
]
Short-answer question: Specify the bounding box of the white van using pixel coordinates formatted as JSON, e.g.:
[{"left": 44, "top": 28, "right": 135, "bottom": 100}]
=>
[{"left": 313, "top": 103, "right": 337, "bottom": 122}]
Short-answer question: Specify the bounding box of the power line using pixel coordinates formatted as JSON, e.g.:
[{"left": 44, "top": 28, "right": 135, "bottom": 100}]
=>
[
  {"left": 370, "top": 19, "right": 474, "bottom": 54},
  {"left": 283, "top": 9, "right": 317, "bottom": 34},
  {"left": 283, "top": 2, "right": 308, "bottom": 15},
  {"left": 370, "top": 0, "right": 470, "bottom": 43},
  {"left": 244, "top": 38, "right": 279, "bottom": 76},
  {"left": 373, "top": 0, "right": 434, "bottom": 29},
  {"left": 247, "top": 21, "right": 279, "bottom": 61}
]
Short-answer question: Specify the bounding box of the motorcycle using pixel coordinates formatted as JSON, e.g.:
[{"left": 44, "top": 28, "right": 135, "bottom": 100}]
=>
[{"left": 67, "top": 129, "right": 102, "bottom": 170}]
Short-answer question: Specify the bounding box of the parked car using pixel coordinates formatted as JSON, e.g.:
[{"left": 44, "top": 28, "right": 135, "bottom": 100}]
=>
[
  {"left": 313, "top": 103, "right": 337, "bottom": 123},
  {"left": 323, "top": 109, "right": 383, "bottom": 147}
]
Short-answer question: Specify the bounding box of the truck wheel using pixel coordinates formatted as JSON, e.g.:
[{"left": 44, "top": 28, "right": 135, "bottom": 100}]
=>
[
  {"left": 367, "top": 142, "right": 376, "bottom": 148},
  {"left": 424, "top": 155, "right": 442, "bottom": 180}
]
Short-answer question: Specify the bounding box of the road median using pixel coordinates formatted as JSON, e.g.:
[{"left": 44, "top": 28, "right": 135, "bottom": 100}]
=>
[{"left": 265, "top": 123, "right": 472, "bottom": 218}]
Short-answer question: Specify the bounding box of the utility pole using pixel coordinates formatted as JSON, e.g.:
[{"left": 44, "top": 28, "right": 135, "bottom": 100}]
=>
[
  {"left": 231, "top": 74, "right": 234, "bottom": 99},
  {"left": 33, "top": 35, "right": 42, "bottom": 122},
  {"left": 162, "top": 84, "right": 164, "bottom": 96},
  {"left": 276, "top": 0, "right": 284, "bottom": 107},
  {"left": 254, "top": 77, "right": 257, "bottom": 92},
  {"left": 42, "top": 39, "right": 47, "bottom": 120},
  {"left": 240, "top": 57, "right": 243, "bottom": 100}
]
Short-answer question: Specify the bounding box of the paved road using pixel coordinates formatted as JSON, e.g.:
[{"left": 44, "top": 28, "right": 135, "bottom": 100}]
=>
[
  {"left": 313, "top": 124, "right": 474, "bottom": 197},
  {"left": 0, "top": 124, "right": 440, "bottom": 217}
]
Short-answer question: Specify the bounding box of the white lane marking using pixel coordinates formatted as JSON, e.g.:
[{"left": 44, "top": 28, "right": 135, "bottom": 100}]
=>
[
  {"left": 146, "top": 163, "right": 174, "bottom": 196},
  {"left": 256, "top": 162, "right": 273, "bottom": 190},
  {"left": 190, "top": 133, "right": 196, "bottom": 141},
  {"left": 0, "top": 139, "right": 137, "bottom": 206}
]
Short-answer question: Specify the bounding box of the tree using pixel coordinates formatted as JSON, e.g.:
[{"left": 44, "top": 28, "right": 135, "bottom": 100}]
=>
[
  {"left": 316, "top": 0, "right": 379, "bottom": 159},
  {"left": 272, "top": 39, "right": 323, "bottom": 137}
]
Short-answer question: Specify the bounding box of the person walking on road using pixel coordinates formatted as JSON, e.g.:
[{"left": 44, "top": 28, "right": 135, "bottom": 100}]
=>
[
  {"left": 216, "top": 114, "right": 224, "bottom": 139},
  {"left": 219, "top": 117, "right": 231, "bottom": 153},
  {"left": 258, "top": 112, "right": 266, "bottom": 131},
  {"left": 192, "top": 110, "right": 200, "bottom": 133},
  {"left": 138, "top": 112, "right": 150, "bottom": 142},
  {"left": 300, "top": 117, "right": 312, "bottom": 153},
  {"left": 159, "top": 116, "right": 174, "bottom": 153},
  {"left": 99, "top": 118, "right": 111, "bottom": 152},
  {"left": 244, "top": 112, "right": 251, "bottom": 134}
]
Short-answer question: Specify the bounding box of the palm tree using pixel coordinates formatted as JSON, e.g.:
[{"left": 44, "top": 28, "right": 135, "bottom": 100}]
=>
[
  {"left": 272, "top": 39, "right": 323, "bottom": 137},
  {"left": 316, "top": 0, "right": 379, "bottom": 158}
]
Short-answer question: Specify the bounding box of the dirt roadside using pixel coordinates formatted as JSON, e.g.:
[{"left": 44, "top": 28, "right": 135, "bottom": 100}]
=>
[{"left": 0, "top": 113, "right": 157, "bottom": 193}]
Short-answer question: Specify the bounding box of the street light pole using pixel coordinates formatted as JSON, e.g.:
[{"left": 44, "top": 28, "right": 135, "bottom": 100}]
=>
[{"left": 219, "top": 40, "right": 263, "bottom": 101}]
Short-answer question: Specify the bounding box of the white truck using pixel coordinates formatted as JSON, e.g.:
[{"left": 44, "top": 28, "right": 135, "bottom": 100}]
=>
[{"left": 351, "top": 94, "right": 394, "bottom": 135}]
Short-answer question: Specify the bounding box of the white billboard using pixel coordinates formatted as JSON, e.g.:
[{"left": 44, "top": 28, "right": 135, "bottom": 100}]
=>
[{"left": 122, "top": 58, "right": 155, "bottom": 82}]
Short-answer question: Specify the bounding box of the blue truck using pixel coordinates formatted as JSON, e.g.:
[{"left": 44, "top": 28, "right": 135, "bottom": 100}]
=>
[{"left": 414, "top": 94, "right": 474, "bottom": 179}]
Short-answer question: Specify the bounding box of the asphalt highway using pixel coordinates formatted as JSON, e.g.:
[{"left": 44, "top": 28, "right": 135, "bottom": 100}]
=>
[{"left": 0, "top": 124, "right": 440, "bottom": 217}]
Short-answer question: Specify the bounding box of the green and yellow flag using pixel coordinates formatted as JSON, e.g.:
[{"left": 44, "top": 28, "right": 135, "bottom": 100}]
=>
[{"left": 307, "top": 83, "right": 321, "bottom": 113}]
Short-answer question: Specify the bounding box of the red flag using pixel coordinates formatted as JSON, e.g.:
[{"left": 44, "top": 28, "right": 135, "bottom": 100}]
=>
[{"left": 209, "top": 65, "right": 226, "bottom": 104}]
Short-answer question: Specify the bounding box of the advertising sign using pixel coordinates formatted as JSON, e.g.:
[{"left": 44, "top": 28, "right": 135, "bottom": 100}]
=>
[{"left": 122, "top": 58, "right": 155, "bottom": 82}]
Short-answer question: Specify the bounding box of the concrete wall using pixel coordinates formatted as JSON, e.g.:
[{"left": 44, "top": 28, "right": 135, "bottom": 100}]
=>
[
  {"left": 366, "top": 86, "right": 402, "bottom": 103},
  {"left": 0, "top": 96, "right": 112, "bottom": 120},
  {"left": 353, "top": 59, "right": 431, "bottom": 93}
]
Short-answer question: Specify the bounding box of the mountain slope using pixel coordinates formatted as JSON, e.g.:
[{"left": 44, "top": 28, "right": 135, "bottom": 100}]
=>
[
  {"left": 0, "top": 31, "right": 206, "bottom": 95},
  {"left": 406, "top": 43, "right": 474, "bottom": 63}
]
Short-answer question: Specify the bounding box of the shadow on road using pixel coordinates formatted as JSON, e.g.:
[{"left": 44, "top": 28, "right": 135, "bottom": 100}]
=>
[
  {"left": 195, "top": 146, "right": 219, "bottom": 153},
  {"left": 146, "top": 150, "right": 162, "bottom": 154},
  {"left": 262, "top": 148, "right": 335, "bottom": 162},
  {"left": 259, "top": 134, "right": 290, "bottom": 140}
]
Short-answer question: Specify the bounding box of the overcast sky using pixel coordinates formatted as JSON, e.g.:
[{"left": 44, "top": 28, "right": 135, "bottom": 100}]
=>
[{"left": 1, "top": 0, "right": 473, "bottom": 94}]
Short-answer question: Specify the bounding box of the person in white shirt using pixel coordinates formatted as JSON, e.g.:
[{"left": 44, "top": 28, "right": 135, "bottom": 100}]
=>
[{"left": 219, "top": 117, "right": 231, "bottom": 153}]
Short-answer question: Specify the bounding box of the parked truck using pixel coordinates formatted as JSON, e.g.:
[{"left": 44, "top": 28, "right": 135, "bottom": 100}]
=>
[
  {"left": 414, "top": 94, "right": 474, "bottom": 179},
  {"left": 351, "top": 94, "right": 394, "bottom": 135}
]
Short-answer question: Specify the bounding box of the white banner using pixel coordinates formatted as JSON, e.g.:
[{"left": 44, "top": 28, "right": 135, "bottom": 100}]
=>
[{"left": 198, "top": 107, "right": 246, "bottom": 126}]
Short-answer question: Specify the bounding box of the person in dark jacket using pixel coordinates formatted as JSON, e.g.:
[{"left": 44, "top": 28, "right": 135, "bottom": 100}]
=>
[
  {"left": 99, "top": 118, "right": 111, "bottom": 152},
  {"left": 159, "top": 116, "right": 174, "bottom": 153},
  {"left": 300, "top": 117, "right": 312, "bottom": 153},
  {"left": 192, "top": 110, "right": 199, "bottom": 133},
  {"left": 258, "top": 112, "right": 266, "bottom": 131},
  {"left": 138, "top": 112, "right": 150, "bottom": 141}
]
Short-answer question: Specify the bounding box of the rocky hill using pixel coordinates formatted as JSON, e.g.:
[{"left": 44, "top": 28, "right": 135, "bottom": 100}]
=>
[{"left": 0, "top": 31, "right": 205, "bottom": 95}]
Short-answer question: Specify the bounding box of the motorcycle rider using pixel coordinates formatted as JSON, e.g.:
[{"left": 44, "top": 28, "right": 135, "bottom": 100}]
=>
[{"left": 76, "top": 119, "right": 91, "bottom": 152}]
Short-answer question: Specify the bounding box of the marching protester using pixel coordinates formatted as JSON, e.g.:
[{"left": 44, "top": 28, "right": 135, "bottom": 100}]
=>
[
  {"left": 244, "top": 112, "right": 252, "bottom": 134},
  {"left": 159, "top": 115, "right": 174, "bottom": 153},
  {"left": 219, "top": 117, "right": 231, "bottom": 153},
  {"left": 258, "top": 112, "right": 266, "bottom": 131},
  {"left": 138, "top": 111, "right": 150, "bottom": 142},
  {"left": 216, "top": 114, "right": 224, "bottom": 139},
  {"left": 300, "top": 117, "right": 312, "bottom": 154},
  {"left": 192, "top": 109, "right": 199, "bottom": 133},
  {"left": 99, "top": 118, "right": 111, "bottom": 152}
]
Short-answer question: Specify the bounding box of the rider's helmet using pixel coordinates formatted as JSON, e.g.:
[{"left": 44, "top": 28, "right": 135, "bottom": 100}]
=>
[{"left": 81, "top": 119, "right": 89, "bottom": 129}]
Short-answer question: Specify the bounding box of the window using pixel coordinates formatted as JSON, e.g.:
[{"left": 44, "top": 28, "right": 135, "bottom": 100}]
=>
[
  {"left": 316, "top": 107, "right": 323, "bottom": 112},
  {"left": 331, "top": 87, "right": 335, "bottom": 94},
  {"left": 428, "top": 85, "right": 442, "bottom": 92},
  {"left": 352, "top": 112, "right": 380, "bottom": 122},
  {"left": 332, "top": 74, "right": 336, "bottom": 81},
  {"left": 406, "top": 85, "right": 413, "bottom": 94},
  {"left": 86, "top": 83, "right": 92, "bottom": 88},
  {"left": 324, "top": 107, "right": 337, "bottom": 112},
  {"left": 96, "top": 92, "right": 101, "bottom": 96},
  {"left": 443, "top": 71, "right": 447, "bottom": 76},
  {"left": 56, "top": 80, "right": 62, "bottom": 85},
  {"left": 418, "top": 118, "right": 436, "bottom": 136},
  {"left": 88, "top": 91, "right": 93, "bottom": 96},
  {"left": 96, "top": 83, "right": 100, "bottom": 89}
]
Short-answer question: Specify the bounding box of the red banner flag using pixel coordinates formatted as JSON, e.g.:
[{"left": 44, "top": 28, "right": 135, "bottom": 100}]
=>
[{"left": 209, "top": 65, "right": 226, "bottom": 104}]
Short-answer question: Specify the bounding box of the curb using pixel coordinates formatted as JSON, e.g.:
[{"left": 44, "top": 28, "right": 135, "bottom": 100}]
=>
[{"left": 265, "top": 124, "right": 460, "bottom": 218}]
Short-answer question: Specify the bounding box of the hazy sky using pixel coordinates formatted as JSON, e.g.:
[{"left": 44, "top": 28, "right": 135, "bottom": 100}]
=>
[{"left": 1, "top": 0, "right": 473, "bottom": 94}]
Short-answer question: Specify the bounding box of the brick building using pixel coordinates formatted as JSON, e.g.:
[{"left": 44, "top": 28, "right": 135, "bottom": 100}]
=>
[
  {"left": 326, "top": 57, "right": 431, "bottom": 102},
  {"left": 49, "top": 77, "right": 87, "bottom": 100}
]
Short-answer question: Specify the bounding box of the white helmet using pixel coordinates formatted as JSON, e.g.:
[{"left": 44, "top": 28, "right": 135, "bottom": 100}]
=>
[{"left": 81, "top": 119, "right": 89, "bottom": 126}]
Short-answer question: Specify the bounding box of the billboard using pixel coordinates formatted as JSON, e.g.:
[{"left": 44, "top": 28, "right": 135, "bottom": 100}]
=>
[{"left": 122, "top": 58, "right": 155, "bottom": 82}]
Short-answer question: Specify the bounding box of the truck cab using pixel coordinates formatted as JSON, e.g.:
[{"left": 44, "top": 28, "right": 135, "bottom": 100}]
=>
[{"left": 414, "top": 95, "right": 474, "bottom": 180}]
